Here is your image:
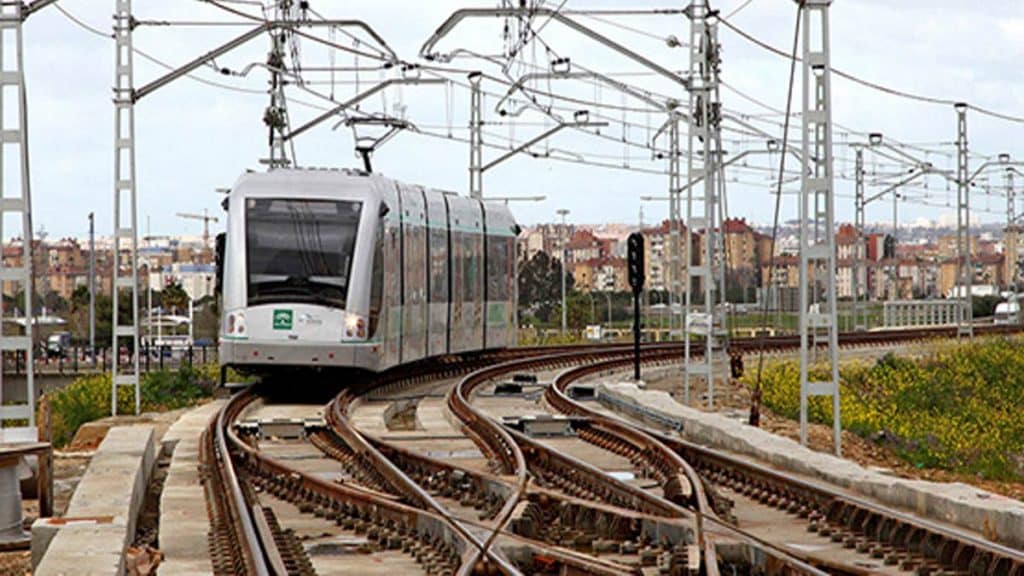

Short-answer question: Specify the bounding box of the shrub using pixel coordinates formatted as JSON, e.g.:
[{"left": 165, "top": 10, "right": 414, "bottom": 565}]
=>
[
  {"left": 745, "top": 337, "right": 1024, "bottom": 481},
  {"left": 47, "top": 367, "right": 214, "bottom": 447}
]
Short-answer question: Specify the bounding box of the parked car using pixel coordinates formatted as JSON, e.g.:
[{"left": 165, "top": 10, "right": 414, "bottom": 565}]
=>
[{"left": 46, "top": 332, "right": 72, "bottom": 358}]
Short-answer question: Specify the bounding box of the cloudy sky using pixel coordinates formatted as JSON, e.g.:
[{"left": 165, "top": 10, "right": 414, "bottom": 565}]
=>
[{"left": 18, "top": 0, "right": 1024, "bottom": 239}]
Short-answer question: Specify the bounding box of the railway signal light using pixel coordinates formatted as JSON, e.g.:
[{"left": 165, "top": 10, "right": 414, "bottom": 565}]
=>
[
  {"left": 627, "top": 232, "right": 645, "bottom": 381},
  {"left": 627, "top": 232, "right": 645, "bottom": 292}
]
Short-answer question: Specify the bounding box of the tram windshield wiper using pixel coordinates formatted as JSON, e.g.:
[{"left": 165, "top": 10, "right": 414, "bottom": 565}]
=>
[{"left": 249, "top": 276, "right": 345, "bottom": 307}]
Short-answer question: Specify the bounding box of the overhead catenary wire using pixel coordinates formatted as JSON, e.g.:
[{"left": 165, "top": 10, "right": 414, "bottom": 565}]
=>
[
  {"left": 52, "top": 0, "right": 1020, "bottom": 230},
  {"left": 752, "top": 1, "right": 801, "bottom": 427},
  {"left": 716, "top": 14, "right": 1024, "bottom": 124},
  {"left": 54, "top": 0, "right": 1004, "bottom": 211}
]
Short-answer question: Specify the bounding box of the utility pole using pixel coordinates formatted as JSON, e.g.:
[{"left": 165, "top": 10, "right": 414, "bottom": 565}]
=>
[
  {"left": 469, "top": 72, "right": 483, "bottom": 199},
  {"left": 265, "top": 0, "right": 299, "bottom": 169},
  {"left": 112, "top": 0, "right": 141, "bottom": 415},
  {"left": 88, "top": 212, "right": 95, "bottom": 359},
  {"left": 891, "top": 189, "right": 899, "bottom": 301},
  {"left": 853, "top": 147, "right": 866, "bottom": 330},
  {"left": 667, "top": 114, "right": 682, "bottom": 340},
  {"left": 683, "top": 0, "right": 727, "bottom": 408},
  {"left": 955, "top": 102, "right": 972, "bottom": 338},
  {"left": 558, "top": 209, "right": 570, "bottom": 336},
  {"left": 796, "top": 0, "right": 841, "bottom": 456},
  {"left": 0, "top": 0, "right": 50, "bottom": 440},
  {"left": 1007, "top": 168, "right": 1018, "bottom": 290}
]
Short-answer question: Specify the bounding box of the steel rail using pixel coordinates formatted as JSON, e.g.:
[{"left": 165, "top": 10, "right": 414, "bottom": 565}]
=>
[
  {"left": 299, "top": 325, "right": 1024, "bottom": 575},
  {"left": 218, "top": 388, "right": 482, "bottom": 575},
  {"left": 204, "top": 389, "right": 283, "bottom": 575},
  {"left": 544, "top": 346, "right": 830, "bottom": 575},
  {"left": 555, "top": 345, "right": 1024, "bottom": 575}
]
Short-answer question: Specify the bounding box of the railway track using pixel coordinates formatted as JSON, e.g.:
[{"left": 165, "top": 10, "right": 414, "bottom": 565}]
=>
[{"left": 200, "top": 325, "right": 1024, "bottom": 575}]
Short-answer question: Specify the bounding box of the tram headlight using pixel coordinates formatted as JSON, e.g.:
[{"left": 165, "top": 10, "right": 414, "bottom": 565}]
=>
[{"left": 344, "top": 313, "right": 367, "bottom": 340}]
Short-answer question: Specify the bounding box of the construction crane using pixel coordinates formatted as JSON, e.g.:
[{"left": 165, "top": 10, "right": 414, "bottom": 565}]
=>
[{"left": 176, "top": 209, "right": 219, "bottom": 246}]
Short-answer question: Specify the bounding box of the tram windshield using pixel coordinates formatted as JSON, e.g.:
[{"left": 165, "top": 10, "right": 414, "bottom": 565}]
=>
[{"left": 246, "top": 197, "right": 362, "bottom": 308}]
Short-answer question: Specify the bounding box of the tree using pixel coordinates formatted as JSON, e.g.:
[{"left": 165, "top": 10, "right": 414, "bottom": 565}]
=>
[
  {"left": 161, "top": 282, "right": 189, "bottom": 315},
  {"left": 518, "top": 252, "right": 574, "bottom": 325},
  {"left": 71, "top": 284, "right": 90, "bottom": 310},
  {"left": 42, "top": 291, "right": 68, "bottom": 315}
]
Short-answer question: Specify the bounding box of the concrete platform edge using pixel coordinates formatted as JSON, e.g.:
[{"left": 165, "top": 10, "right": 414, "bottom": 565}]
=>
[{"left": 597, "top": 381, "right": 1024, "bottom": 550}]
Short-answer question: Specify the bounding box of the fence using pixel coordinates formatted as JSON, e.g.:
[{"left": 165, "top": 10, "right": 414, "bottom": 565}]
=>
[
  {"left": 882, "top": 300, "right": 960, "bottom": 328},
  {"left": 2, "top": 344, "right": 218, "bottom": 376}
]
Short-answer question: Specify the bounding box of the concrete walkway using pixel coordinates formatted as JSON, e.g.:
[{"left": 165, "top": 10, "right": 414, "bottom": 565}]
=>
[{"left": 158, "top": 400, "right": 224, "bottom": 576}]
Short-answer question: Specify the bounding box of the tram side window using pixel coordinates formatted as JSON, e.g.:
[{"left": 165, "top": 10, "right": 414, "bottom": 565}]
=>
[
  {"left": 463, "top": 233, "right": 479, "bottom": 303},
  {"left": 430, "top": 227, "right": 447, "bottom": 302},
  {"left": 368, "top": 221, "right": 384, "bottom": 337},
  {"left": 486, "top": 235, "right": 510, "bottom": 301}
]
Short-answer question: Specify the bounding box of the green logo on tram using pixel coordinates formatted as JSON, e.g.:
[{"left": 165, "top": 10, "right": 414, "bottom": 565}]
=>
[{"left": 273, "top": 309, "right": 293, "bottom": 330}]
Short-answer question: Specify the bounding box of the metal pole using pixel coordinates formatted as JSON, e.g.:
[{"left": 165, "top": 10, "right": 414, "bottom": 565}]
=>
[
  {"left": 112, "top": 0, "right": 141, "bottom": 415},
  {"left": 1007, "top": 169, "right": 1018, "bottom": 290},
  {"left": 147, "top": 266, "right": 152, "bottom": 344},
  {"left": 0, "top": 0, "right": 37, "bottom": 436},
  {"left": 513, "top": 238, "right": 520, "bottom": 339},
  {"left": 265, "top": 1, "right": 297, "bottom": 169},
  {"left": 558, "top": 209, "right": 570, "bottom": 336},
  {"left": 469, "top": 72, "right": 483, "bottom": 199},
  {"left": 633, "top": 289, "right": 641, "bottom": 380},
  {"left": 892, "top": 190, "right": 898, "bottom": 301},
  {"left": 853, "top": 148, "right": 866, "bottom": 330},
  {"left": 668, "top": 114, "right": 681, "bottom": 340},
  {"left": 955, "top": 102, "right": 972, "bottom": 338},
  {"left": 88, "top": 212, "right": 95, "bottom": 360},
  {"left": 684, "top": 0, "right": 726, "bottom": 408},
  {"left": 797, "top": 0, "right": 841, "bottom": 456}
]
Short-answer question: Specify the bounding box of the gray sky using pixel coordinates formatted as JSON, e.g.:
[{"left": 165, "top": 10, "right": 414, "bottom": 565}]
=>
[{"left": 19, "top": 1, "right": 1024, "bottom": 239}]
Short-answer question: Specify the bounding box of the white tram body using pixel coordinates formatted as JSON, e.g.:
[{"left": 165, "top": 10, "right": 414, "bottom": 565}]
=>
[{"left": 218, "top": 168, "right": 517, "bottom": 375}]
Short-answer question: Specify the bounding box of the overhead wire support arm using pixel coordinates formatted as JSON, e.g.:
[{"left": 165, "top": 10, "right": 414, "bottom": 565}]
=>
[
  {"left": 420, "top": 7, "right": 689, "bottom": 88},
  {"left": 133, "top": 19, "right": 371, "bottom": 102},
  {"left": 481, "top": 120, "right": 608, "bottom": 172},
  {"left": 200, "top": 0, "right": 399, "bottom": 61},
  {"left": 285, "top": 77, "right": 445, "bottom": 141},
  {"left": 495, "top": 70, "right": 674, "bottom": 115},
  {"left": 22, "top": 0, "right": 59, "bottom": 18}
]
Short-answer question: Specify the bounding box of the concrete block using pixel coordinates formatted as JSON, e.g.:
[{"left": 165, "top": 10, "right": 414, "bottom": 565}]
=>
[
  {"left": 34, "top": 523, "right": 127, "bottom": 576},
  {"left": 32, "top": 425, "right": 155, "bottom": 573}
]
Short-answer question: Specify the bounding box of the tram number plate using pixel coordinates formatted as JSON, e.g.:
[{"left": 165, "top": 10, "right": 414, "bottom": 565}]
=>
[{"left": 273, "top": 309, "right": 293, "bottom": 330}]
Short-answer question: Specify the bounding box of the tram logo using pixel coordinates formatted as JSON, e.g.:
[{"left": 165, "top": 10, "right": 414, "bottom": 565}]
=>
[{"left": 273, "top": 309, "right": 293, "bottom": 330}]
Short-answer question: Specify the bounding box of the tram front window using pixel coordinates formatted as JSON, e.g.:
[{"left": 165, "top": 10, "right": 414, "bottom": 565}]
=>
[{"left": 246, "top": 198, "right": 362, "bottom": 309}]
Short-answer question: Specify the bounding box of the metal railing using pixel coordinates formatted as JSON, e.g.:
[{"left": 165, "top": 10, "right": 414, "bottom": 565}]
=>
[{"left": 2, "top": 344, "right": 218, "bottom": 375}]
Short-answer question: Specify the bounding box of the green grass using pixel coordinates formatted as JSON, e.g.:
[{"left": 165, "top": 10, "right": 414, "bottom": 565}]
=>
[
  {"left": 745, "top": 337, "right": 1024, "bottom": 481},
  {"left": 47, "top": 366, "right": 214, "bottom": 447}
]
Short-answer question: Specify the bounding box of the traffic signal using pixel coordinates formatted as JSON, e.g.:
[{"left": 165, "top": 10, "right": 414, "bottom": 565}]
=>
[
  {"left": 628, "top": 232, "right": 645, "bottom": 292},
  {"left": 883, "top": 234, "right": 895, "bottom": 259}
]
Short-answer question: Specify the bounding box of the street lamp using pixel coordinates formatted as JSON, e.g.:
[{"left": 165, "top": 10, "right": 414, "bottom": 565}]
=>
[{"left": 557, "top": 208, "right": 570, "bottom": 336}]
